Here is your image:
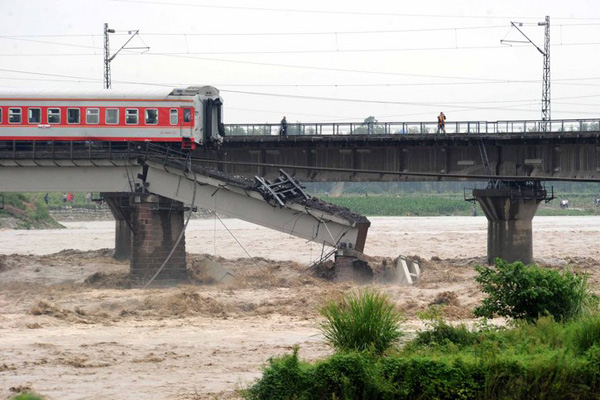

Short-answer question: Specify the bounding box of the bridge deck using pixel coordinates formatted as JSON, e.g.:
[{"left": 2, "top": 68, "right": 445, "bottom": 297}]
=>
[
  {"left": 224, "top": 118, "right": 600, "bottom": 139},
  {"left": 2, "top": 115, "right": 600, "bottom": 183}
]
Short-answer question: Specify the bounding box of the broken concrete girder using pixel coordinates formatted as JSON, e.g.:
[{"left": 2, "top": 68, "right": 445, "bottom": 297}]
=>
[
  {"left": 141, "top": 159, "right": 371, "bottom": 254},
  {"left": 395, "top": 256, "right": 421, "bottom": 285}
]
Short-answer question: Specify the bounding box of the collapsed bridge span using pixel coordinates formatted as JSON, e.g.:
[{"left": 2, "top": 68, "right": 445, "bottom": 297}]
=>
[{"left": 0, "top": 142, "right": 370, "bottom": 282}]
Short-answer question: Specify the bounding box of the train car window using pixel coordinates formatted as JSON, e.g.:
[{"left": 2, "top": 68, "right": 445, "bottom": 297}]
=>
[
  {"left": 170, "top": 109, "right": 178, "bottom": 125},
  {"left": 86, "top": 108, "right": 99, "bottom": 124},
  {"left": 126, "top": 109, "right": 139, "bottom": 125},
  {"left": 0, "top": 108, "right": 2, "bottom": 123},
  {"left": 106, "top": 108, "right": 119, "bottom": 124},
  {"left": 28, "top": 108, "right": 41, "bottom": 124},
  {"left": 145, "top": 109, "right": 158, "bottom": 125},
  {"left": 183, "top": 108, "right": 192, "bottom": 123},
  {"left": 48, "top": 108, "right": 61, "bottom": 124},
  {"left": 68, "top": 108, "right": 80, "bottom": 124},
  {"left": 9, "top": 108, "right": 22, "bottom": 124}
]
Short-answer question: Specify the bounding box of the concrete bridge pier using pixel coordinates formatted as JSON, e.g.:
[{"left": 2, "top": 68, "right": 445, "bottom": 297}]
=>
[
  {"left": 104, "top": 192, "right": 188, "bottom": 283},
  {"left": 114, "top": 220, "right": 132, "bottom": 261},
  {"left": 103, "top": 193, "right": 132, "bottom": 261},
  {"left": 472, "top": 181, "right": 549, "bottom": 265},
  {"left": 129, "top": 193, "right": 188, "bottom": 283}
]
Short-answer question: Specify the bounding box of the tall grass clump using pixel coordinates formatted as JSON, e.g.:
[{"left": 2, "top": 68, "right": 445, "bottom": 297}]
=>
[
  {"left": 319, "top": 288, "right": 403, "bottom": 354},
  {"left": 474, "top": 259, "right": 595, "bottom": 322},
  {"left": 570, "top": 315, "right": 600, "bottom": 354}
]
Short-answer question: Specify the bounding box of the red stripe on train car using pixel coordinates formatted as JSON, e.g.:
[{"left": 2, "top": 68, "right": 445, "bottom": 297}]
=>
[
  {"left": 0, "top": 98, "right": 193, "bottom": 102},
  {"left": 0, "top": 136, "right": 183, "bottom": 142}
]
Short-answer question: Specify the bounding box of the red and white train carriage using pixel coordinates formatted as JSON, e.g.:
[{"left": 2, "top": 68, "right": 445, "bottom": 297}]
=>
[{"left": 0, "top": 85, "right": 224, "bottom": 149}]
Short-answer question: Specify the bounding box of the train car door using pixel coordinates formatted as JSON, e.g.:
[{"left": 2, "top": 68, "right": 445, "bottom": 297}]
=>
[{"left": 202, "top": 98, "right": 223, "bottom": 143}]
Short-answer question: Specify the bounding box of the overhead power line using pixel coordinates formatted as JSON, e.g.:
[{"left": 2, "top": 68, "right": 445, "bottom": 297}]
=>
[
  {"left": 0, "top": 36, "right": 99, "bottom": 50},
  {"left": 146, "top": 52, "right": 511, "bottom": 82},
  {"left": 219, "top": 89, "right": 548, "bottom": 113},
  {"left": 1, "top": 22, "right": 599, "bottom": 38},
  {"left": 140, "top": 25, "right": 509, "bottom": 36},
  {"left": 0, "top": 70, "right": 595, "bottom": 117},
  {"left": 108, "top": 0, "right": 600, "bottom": 21},
  {"left": 2, "top": 68, "right": 600, "bottom": 95},
  {"left": 1, "top": 40, "right": 600, "bottom": 58}
]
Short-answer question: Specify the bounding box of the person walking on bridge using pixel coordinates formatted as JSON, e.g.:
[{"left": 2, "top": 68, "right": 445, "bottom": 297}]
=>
[
  {"left": 437, "top": 112, "right": 446, "bottom": 135},
  {"left": 280, "top": 116, "right": 288, "bottom": 136}
]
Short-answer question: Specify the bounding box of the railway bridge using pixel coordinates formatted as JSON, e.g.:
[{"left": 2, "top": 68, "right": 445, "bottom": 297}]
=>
[
  {"left": 1, "top": 117, "right": 599, "bottom": 281},
  {"left": 199, "top": 117, "right": 600, "bottom": 265}
]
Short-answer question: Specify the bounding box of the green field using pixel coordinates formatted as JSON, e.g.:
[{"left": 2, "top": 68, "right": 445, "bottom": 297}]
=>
[
  {"left": 321, "top": 194, "right": 600, "bottom": 217},
  {"left": 3, "top": 191, "right": 600, "bottom": 225}
]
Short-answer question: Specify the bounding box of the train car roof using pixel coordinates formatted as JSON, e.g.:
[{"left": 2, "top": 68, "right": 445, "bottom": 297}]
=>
[{"left": 0, "top": 85, "right": 220, "bottom": 99}]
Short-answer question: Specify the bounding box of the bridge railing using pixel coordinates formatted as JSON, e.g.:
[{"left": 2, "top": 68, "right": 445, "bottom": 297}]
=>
[{"left": 224, "top": 118, "right": 600, "bottom": 137}]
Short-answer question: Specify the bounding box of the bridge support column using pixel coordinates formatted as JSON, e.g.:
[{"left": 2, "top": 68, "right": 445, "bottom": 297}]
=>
[
  {"left": 114, "top": 220, "right": 132, "bottom": 261},
  {"left": 334, "top": 252, "right": 373, "bottom": 283},
  {"left": 102, "top": 193, "right": 132, "bottom": 261},
  {"left": 130, "top": 194, "right": 187, "bottom": 283},
  {"left": 473, "top": 181, "right": 549, "bottom": 265}
]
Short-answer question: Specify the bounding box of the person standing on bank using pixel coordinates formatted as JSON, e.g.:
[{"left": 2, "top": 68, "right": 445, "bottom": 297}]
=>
[
  {"left": 280, "top": 116, "right": 288, "bottom": 136},
  {"left": 437, "top": 112, "right": 446, "bottom": 135}
]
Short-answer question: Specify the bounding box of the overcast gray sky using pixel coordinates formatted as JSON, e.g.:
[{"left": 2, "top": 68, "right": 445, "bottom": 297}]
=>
[{"left": 1, "top": 0, "right": 599, "bottom": 124}]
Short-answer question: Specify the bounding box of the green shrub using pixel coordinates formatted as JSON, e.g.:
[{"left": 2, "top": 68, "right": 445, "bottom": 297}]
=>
[
  {"left": 474, "top": 259, "right": 592, "bottom": 322},
  {"left": 244, "top": 346, "right": 312, "bottom": 400},
  {"left": 246, "top": 315, "right": 600, "bottom": 399},
  {"left": 319, "top": 288, "right": 403, "bottom": 354},
  {"left": 413, "top": 305, "right": 481, "bottom": 348},
  {"left": 414, "top": 320, "right": 480, "bottom": 348},
  {"left": 381, "top": 357, "right": 484, "bottom": 400},
  {"left": 571, "top": 315, "right": 600, "bottom": 354},
  {"left": 312, "top": 352, "right": 391, "bottom": 399}
]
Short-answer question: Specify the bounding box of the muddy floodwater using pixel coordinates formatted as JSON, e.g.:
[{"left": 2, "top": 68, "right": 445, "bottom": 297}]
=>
[
  {"left": 3, "top": 216, "right": 600, "bottom": 261},
  {"left": 1, "top": 216, "right": 599, "bottom": 399}
]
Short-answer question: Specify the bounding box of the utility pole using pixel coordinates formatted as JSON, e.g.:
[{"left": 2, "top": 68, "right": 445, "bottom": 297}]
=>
[
  {"left": 540, "top": 16, "right": 550, "bottom": 132},
  {"left": 501, "top": 16, "right": 551, "bottom": 132},
  {"left": 103, "top": 23, "right": 115, "bottom": 89},
  {"left": 103, "top": 23, "right": 149, "bottom": 89}
]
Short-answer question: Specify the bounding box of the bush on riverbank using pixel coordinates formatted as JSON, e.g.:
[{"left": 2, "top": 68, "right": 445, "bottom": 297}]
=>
[
  {"left": 245, "top": 262, "right": 600, "bottom": 400},
  {"left": 474, "top": 259, "right": 598, "bottom": 323},
  {"left": 245, "top": 315, "right": 600, "bottom": 400}
]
